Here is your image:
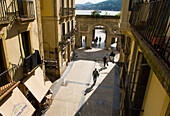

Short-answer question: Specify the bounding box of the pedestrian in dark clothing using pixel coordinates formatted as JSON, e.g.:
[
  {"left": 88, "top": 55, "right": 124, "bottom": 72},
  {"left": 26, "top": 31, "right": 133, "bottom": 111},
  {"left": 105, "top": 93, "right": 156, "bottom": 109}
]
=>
[
  {"left": 103, "top": 56, "right": 107, "bottom": 67},
  {"left": 92, "top": 68, "right": 99, "bottom": 86},
  {"left": 96, "top": 37, "right": 98, "bottom": 43},
  {"left": 99, "top": 37, "right": 101, "bottom": 43}
]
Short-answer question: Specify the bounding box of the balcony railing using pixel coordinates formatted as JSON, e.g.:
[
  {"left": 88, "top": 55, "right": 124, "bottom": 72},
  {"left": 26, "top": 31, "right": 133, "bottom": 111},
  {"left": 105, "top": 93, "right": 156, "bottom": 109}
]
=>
[
  {"left": 5, "top": 0, "right": 35, "bottom": 21},
  {"left": 24, "top": 50, "right": 42, "bottom": 74},
  {"left": 17, "top": 0, "right": 35, "bottom": 18},
  {"left": 71, "top": 28, "right": 76, "bottom": 36},
  {"left": 60, "top": 7, "right": 75, "bottom": 17},
  {"left": 0, "top": 0, "right": 8, "bottom": 22},
  {"left": 129, "top": 1, "right": 170, "bottom": 67},
  {"left": 71, "top": 8, "right": 75, "bottom": 16},
  {"left": 0, "top": 65, "right": 19, "bottom": 96},
  {"left": 0, "top": 66, "right": 17, "bottom": 87}
]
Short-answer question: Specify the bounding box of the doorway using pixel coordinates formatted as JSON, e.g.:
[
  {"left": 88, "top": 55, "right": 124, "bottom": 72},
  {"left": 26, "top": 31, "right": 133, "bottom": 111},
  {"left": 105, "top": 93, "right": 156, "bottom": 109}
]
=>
[
  {"left": 81, "top": 36, "right": 86, "bottom": 48},
  {"left": 111, "top": 37, "right": 117, "bottom": 50},
  {"left": 92, "top": 26, "right": 106, "bottom": 49}
]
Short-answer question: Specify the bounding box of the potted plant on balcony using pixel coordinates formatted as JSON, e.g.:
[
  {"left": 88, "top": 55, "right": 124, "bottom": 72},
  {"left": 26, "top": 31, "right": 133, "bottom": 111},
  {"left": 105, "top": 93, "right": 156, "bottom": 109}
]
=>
[{"left": 149, "top": 25, "right": 167, "bottom": 48}]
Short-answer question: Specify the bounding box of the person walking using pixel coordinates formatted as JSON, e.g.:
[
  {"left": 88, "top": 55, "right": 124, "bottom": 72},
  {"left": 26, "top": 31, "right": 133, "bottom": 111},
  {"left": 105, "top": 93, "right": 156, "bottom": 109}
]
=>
[
  {"left": 103, "top": 56, "right": 107, "bottom": 67},
  {"left": 99, "top": 37, "right": 101, "bottom": 43},
  {"left": 92, "top": 68, "right": 99, "bottom": 86},
  {"left": 95, "top": 36, "right": 98, "bottom": 43}
]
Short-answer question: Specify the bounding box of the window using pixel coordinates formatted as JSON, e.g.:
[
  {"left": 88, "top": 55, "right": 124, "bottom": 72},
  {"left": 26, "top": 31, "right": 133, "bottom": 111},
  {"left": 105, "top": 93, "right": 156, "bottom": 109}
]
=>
[
  {"left": 61, "top": 0, "right": 64, "bottom": 8},
  {"left": 0, "top": 39, "right": 6, "bottom": 74},
  {"left": 71, "top": 0, "right": 73, "bottom": 8},
  {"left": 67, "top": 21, "right": 70, "bottom": 33},
  {"left": 62, "top": 23, "right": 65, "bottom": 36},
  {"left": 71, "top": 20, "right": 73, "bottom": 30},
  {"left": 0, "top": 39, "right": 9, "bottom": 87},
  {"left": 21, "top": 31, "right": 31, "bottom": 57},
  {"left": 67, "top": 0, "right": 69, "bottom": 8},
  {"left": 130, "top": 52, "right": 151, "bottom": 115}
]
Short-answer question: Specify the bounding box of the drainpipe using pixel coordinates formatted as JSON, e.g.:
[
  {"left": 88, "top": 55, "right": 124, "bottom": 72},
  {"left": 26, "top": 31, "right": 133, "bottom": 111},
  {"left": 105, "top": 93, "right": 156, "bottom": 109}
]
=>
[
  {"left": 53, "top": 0, "right": 60, "bottom": 77},
  {"left": 35, "top": 0, "right": 46, "bottom": 83}
]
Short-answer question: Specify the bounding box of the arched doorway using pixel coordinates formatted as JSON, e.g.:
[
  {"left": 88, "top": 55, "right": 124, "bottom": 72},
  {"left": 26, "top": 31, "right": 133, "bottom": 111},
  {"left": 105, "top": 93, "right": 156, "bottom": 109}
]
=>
[
  {"left": 76, "top": 16, "right": 120, "bottom": 50},
  {"left": 92, "top": 25, "right": 107, "bottom": 49}
]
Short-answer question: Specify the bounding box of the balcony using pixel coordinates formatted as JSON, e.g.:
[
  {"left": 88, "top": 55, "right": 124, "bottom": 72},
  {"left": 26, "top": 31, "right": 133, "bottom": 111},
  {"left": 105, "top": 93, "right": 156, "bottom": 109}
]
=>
[
  {"left": 129, "top": 1, "right": 170, "bottom": 67},
  {"left": 60, "top": 7, "right": 75, "bottom": 18},
  {"left": 71, "top": 28, "right": 76, "bottom": 36},
  {"left": 0, "top": 66, "right": 20, "bottom": 99},
  {"left": 5, "top": 0, "right": 35, "bottom": 23},
  {"left": 17, "top": 0, "right": 35, "bottom": 21},
  {"left": 23, "top": 50, "right": 42, "bottom": 75},
  {"left": 0, "top": 0, "right": 9, "bottom": 26}
]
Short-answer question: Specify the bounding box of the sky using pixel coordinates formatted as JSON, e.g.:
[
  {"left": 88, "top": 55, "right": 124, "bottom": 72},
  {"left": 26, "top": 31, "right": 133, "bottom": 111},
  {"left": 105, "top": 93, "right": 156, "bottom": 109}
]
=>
[{"left": 75, "top": 0, "right": 107, "bottom": 4}]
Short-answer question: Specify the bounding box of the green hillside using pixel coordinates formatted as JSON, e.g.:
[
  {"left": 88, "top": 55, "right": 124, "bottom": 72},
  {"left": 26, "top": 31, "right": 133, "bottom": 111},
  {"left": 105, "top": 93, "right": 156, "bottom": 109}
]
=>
[{"left": 75, "top": 0, "right": 121, "bottom": 11}]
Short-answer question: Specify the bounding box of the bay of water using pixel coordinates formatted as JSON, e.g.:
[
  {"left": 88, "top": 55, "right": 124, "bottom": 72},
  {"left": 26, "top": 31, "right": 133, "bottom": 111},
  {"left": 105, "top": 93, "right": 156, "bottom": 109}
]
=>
[{"left": 75, "top": 10, "right": 120, "bottom": 16}]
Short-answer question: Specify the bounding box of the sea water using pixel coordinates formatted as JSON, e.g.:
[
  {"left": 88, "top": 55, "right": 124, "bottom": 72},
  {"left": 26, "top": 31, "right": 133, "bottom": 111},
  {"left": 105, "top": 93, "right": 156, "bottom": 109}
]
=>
[{"left": 75, "top": 10, "right": 120, "bottom": 16}]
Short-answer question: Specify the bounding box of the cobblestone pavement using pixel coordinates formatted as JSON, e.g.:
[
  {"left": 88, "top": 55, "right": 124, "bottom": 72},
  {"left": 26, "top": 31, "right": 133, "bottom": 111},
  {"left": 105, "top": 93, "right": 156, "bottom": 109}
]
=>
[{"left": 44, "top": 48, "right": 120, "bottom": 116}]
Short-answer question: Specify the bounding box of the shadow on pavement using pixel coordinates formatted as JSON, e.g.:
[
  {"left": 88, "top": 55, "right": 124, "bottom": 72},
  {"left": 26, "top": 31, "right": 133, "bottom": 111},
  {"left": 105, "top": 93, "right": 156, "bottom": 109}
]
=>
[
  {"left": 84, "top": 85, "right": 94, "bottom": 96},
  {"left": 75, "top": 66, "right": 120, "bottom": 116},
  {"left": 98, "top": 67, "right": 107, "bottom": 72}
]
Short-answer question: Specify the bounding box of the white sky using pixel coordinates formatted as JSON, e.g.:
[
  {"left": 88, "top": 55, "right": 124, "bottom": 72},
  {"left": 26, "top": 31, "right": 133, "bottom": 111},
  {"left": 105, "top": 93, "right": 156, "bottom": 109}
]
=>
[{"left": 75, "top": 0, "right": 107, "bottom": 4}]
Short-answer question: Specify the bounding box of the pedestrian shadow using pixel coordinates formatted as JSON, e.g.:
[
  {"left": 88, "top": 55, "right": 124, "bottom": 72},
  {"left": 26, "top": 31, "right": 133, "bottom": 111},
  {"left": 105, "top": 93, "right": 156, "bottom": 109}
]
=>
[
  {"left": 98, "top": 67, "right": 107, "bottom": 72},
  {"left": 84, "top": 85, "right": 94, "bottom": 96}
]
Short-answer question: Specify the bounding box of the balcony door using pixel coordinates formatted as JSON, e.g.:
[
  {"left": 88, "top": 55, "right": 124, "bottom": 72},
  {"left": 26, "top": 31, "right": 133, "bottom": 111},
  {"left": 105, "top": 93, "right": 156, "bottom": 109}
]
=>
[
  {"left": 71, "top": 20, "right": 73, "bottom": 30},
  {"left": 67, "top": 0, "right": 69, "bottom": 8},
  {"left": 61, "top": 0, "right": 64, "bottom": 8},
  {"left": 62, "top": 23, "right": 65, "bottom": 36},
  {"left": 67, "top": 21, "right": 70, "bottom": 33},
  {"left": 17, "top": 0, "right": 24, "bottom": 17},
  {"left": 21, "top": 31, "right": 31, "bottom": 57},
  {"left": 0, "top": 39, "right": 6, "bottom": 73}
]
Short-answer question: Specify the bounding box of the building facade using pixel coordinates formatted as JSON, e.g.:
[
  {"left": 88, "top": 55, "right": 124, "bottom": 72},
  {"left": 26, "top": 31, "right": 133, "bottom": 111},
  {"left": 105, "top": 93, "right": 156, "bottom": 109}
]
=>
[
  {"left": 75, "top": 15, "right": 121, "bottom": 50},
  {"left": 40, "top": 0, "right": 76, "bottom": 81},
  {"left": 0, "top": 0, "right": 52, "bottom": 115},
  {"left": 119, "top": 0, "right": 170, "bottom": 115}
]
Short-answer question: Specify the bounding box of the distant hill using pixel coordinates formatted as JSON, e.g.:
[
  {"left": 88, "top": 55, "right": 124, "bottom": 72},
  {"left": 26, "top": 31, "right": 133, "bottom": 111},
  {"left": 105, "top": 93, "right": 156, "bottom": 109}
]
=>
[
  {"left": 75, "top": 2, "right": 93, "bottom": 7},
  {"left": 75, "top": 0, "right": 121, "bottom": 11}
]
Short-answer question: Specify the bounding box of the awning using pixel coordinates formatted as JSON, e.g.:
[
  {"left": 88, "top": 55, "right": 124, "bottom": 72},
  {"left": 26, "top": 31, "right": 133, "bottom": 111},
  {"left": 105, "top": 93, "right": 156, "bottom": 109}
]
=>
[
  {"left": 24, "top": 67, "right": 52, "bottom": 103},
  {"left": 0, "top": 87, "right": 35, "bottom": 116}
]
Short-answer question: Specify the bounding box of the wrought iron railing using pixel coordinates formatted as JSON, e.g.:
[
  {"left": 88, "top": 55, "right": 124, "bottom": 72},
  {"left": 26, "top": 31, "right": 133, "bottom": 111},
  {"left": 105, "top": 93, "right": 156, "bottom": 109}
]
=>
[
  {"left": 60, "top": 8, "right": 68, "bottom": 17},
  {"left": 60, "top": 7, "right": 75, "bottom": 17},
  {"left": 5, "top": 0, "right": 35, "bottom": 20},
  {"left": 0, "top": 0, "right": 8, "bottom": 21},
  {"left": 129, "top": 0, "right": 170, "bottom": 67},
  {"left": 70, "top": 8, "right": 75, "bottom": 16},
  {"left": 17, "top": 0, "right": 35, "bottom": 18},
  {"left": 0, "top": 64, "right": 19, "bottom": 87},
  {"left": 71, "top": 28, "right": 76, "bottom": 36},
  {"left": 24, "top": 50, "right": 42, "bottom": 73}
]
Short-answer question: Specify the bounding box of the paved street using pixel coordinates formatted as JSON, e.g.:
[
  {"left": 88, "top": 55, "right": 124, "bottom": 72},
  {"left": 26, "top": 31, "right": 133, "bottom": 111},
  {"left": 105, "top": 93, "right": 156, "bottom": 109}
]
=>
[{"left": 44, "top": 48, "right": 120, "bottom": 116}]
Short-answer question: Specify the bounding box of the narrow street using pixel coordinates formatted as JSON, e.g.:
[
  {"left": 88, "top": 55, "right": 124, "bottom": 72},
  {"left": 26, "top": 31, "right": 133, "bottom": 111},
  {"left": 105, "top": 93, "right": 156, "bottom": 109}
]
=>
[{"left": 44, "top": 48, "right": 120, "bottom": 116}]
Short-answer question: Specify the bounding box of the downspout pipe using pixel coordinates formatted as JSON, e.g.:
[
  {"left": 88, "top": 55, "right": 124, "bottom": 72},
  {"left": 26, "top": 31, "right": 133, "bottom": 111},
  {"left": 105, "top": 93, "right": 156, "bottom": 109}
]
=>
[{"left": 53, "top": 0, "right": 60, "bottom": 77}]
